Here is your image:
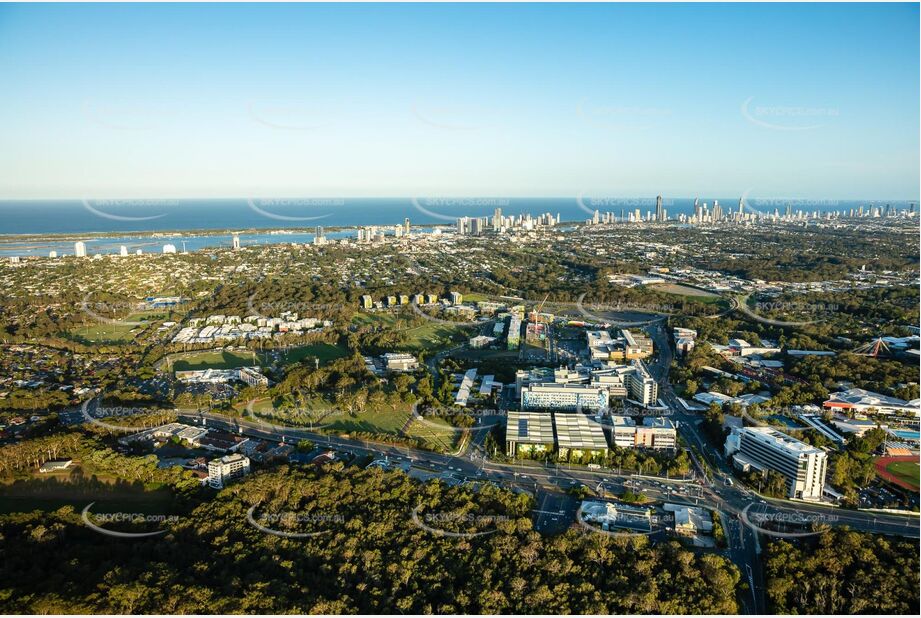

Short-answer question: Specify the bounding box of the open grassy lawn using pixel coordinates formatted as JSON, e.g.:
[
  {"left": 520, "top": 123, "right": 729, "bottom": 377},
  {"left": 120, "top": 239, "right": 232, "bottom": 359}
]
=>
[
  {"left": 246, "top": 396, "right": 458, "bottom": 452},
  {"left": 404, "top": 415, "right": 459, "bottom": 452},
  {"left": 247, "top": 396, "right": 411, "bottom": 434},
  {"left": 399, "top": 321, "right": 473, "bottom": 351},
  {"left": 653, "top": 283, "right": 720, "bottom": 299},
  {"left": 350, "top": 311, "right": 472, "bottom": 351},
  {"left": 70, "top": 310, "right": 166, "bottom": 343},
  {"left": 260, "top": 343, "right": 350, "bottom": 366},
  {"left": 172, "top": 350, "right": 260, "bottom": 371},
  {"left": 168, "top": 343, "right": 349, "bottom": 373},
  {"left": 885, "top": 460, "right": 920, "bottom": 490},
  {"left": 0, "top": 467, "right": 175, "bottom": 514},
  {"left": 351, "top": 312, "right": 398, "bottom": 327}
]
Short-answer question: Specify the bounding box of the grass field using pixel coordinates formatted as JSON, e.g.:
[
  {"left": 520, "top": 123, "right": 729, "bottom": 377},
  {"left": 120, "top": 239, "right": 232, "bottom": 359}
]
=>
[
  {"left": 885, "top": 461, "right": 920, "bottom": 490},
  {"left": 172, "top": 350, "right": 261, "bottom": 371},
  {"left": 875, "top": 456, "right": 920, "bottom": 491},
  {"left": 246, "top": 396, "right": 458, "bottom": 452},
  {"left": 260, "top": 343, "right": 350, "bottom": 365},
  {"left": 653, "top": 283, "right": 720, "bottom": 298},
  {"left": 71, "top": 310, "right": 166, "bottom": 343},
  {"left": 351, "top": 312, "right": 472, "bottom": 351},
  {"left": 170, "top": 343, "right": 349, "bottom": 372}
]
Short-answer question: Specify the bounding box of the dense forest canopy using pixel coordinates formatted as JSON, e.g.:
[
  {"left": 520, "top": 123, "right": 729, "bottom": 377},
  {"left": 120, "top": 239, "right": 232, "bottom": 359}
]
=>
[
  {"left": 0, "top": 465, "right": 743, "bottom": 614},
  {"left": 764, "top": 528, "right": 920, "bottom": 614}
]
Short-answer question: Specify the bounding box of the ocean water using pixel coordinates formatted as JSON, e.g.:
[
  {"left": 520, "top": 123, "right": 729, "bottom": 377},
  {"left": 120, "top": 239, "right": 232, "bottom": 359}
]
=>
[{"left": 0, "top": 197, "right": 912, "bottom": 258}]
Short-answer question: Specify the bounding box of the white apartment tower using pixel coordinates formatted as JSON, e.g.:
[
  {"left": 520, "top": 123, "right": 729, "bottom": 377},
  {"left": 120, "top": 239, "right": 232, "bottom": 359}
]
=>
[{"left": 207, "top": 453, "right": 251, "bottom": 489}]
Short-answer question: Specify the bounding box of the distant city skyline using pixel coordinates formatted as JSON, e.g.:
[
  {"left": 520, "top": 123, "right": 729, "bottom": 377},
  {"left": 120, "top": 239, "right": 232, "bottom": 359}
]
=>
[{"left": 0, "top": 2, "right": 918, "bottom": 200}]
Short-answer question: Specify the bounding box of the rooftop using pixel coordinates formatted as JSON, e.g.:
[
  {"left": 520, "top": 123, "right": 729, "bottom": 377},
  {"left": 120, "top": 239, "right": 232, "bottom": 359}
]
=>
[
  {"left": 554, "top": 412, "right": 609, "bottom": 451},
  {"left": 506, "top": 410, "right": 554, "bottom": 444}
]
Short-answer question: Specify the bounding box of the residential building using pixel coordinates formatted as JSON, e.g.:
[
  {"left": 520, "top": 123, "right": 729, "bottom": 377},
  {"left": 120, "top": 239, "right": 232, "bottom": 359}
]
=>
[
  {"left": 724, "top": 426, "right": 828, "bottom": 501},
  {"left": 238, "top": 366, "right": 269, "bottom": 387},
  {"left": 507, "top": 315, "right": 522, "bottom": 350},
  {"left": 454, "top": 368, "right": 477, "bottom": 407},
  {"left": 74, "top": 241, "right": 87, "bottom": 257},
  {"left": 207, "top": 453, "right": 251, "bottom": 489}
]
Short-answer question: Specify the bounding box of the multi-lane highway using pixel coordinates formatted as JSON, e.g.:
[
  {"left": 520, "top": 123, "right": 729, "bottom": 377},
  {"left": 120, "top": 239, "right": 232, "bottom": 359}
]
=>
[{"left": 86, "top": 316, "right": 916, "bottom": 616}]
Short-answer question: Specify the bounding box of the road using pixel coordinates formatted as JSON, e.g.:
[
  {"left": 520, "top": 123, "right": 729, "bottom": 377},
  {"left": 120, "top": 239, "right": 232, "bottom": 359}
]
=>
[
  {"left": 97, "top": 315, "right": 916, "bottom": 615},
  {"left": 181, "top": 408, "right": 918, "bottom": 539}
]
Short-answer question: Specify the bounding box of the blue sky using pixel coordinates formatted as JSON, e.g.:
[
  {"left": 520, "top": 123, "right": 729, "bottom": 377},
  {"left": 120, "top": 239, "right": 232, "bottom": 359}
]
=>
[{"left": 0, "top": 2, "right": 917, "bottom": 200}]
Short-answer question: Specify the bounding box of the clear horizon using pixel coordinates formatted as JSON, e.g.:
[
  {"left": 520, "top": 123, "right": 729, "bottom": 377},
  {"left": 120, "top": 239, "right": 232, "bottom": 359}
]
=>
[{"left": 0, "top": 2, "right": 918, "bottom": 200}]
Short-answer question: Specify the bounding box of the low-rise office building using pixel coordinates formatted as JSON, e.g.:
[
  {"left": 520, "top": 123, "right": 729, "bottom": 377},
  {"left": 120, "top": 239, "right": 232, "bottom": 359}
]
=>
[
  {"left": 505, "top": 410, "right": 555, "bottom": 457},
  {"left": 382, "top": 353, "right": 419, "bottom": 373},
  {"left": 823, "top": 388, "right": 920, "bottom": 420},
  {"left": 610, "top": 416, "right": 677, "bottom": 450},
  {"left": 554, "top": 412, "right": 609, "bottom": 459}
]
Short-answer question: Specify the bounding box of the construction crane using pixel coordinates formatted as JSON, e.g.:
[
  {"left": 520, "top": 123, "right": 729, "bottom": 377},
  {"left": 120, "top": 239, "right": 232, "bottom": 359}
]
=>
[
  {"left": 852, "top": 336, "right": 892, "bottom": 358},
  {"left": 530, "top": 293, "right": 550, "bottom": 323}
]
